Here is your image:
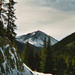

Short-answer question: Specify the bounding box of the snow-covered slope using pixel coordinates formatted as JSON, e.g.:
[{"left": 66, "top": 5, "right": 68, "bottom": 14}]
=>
[
  {"left": 17, "top": 30, "right": 58, "bottom": 47},
  {"left": 0, "top": 38, "right": 52, "bottom": 75},
  {"left": 0, "top": 38, "right": 33, "bottom": 75}
]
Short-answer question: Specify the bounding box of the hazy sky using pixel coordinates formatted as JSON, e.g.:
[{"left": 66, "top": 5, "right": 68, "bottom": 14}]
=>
[{"left": 15, "top": 0, "right": 75, "bottom": 40}]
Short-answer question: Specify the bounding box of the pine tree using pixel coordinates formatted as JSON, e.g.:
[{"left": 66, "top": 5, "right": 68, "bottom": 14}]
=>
[
  {"left": 1, "top": 0, "right": 17, "bottom": 41},
  {"left": 0, "top": 21, "right": 5, "bottom": 37},
  {"left": 55, "top": 57, "right": 67, "bottom": 75},
  {"left": 22, "top": 42, "right": 30, "bottom": 66},
  {"left": 22, "top": 42, "right": 35, "bottom": 70},
  {"left": 0, "top": 21, "right": 3, "bottom": 36},
  {"left": 40, "top": 36, "right": 47, "bottom": 72},
  {"left": 44, "top": 36, "right": 54, "bottom": 73},
  {"left": 34, "top": 52, "right": 40, "bottom": 71},
  {"left": 66, "top": 61, "right": 73, "bottom": 75},
  {"left": 73, "top": 61, "right": 75, "bottom": 74}
]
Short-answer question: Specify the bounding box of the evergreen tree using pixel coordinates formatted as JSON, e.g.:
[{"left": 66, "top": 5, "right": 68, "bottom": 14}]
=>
[
  {"left": 22, "top": 42, "right": 30, "bottom": 66},
  {"left": 73, "top": 61, "right": 75, "bottom": 75},
  {"left": 34, "top": 52, "right": 40, "bottom": 71},
  {"left": 7, "top": 0, "right": 17, "bottom": 41},
  {"left": 40, "top": 36, "right": 47, "bottom": 72},
  {"left": 22, "top": 42, "right": 35, "bottom": 70},
  {"left": 66, "top": 61, "right": 73, "bottom": 75},
  {"left": 0, "top": 21, "right": 3, "bottom": 36},
  {"left": 55, "top": 57, "right": 67, "bottom": 75},
  {"left": 1, "top": 0, "right": 17, "bottom": 41},
  {"left": 44, "top": 36, "right": 54, "bottom": 73},
  {"left": 40, "top": 36, "right": 54, "bottom": 73},
  {"left": 0, "top": 21, "right": 5, "bottom": 37}
]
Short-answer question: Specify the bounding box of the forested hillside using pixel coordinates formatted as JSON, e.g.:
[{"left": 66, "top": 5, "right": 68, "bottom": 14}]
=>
[{"left": 52, "top": 33, "right": 75, "bottom": 75}]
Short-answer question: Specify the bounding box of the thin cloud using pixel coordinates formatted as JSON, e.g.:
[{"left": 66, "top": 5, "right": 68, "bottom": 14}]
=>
[{"left": 15, "top": 0, "right": 75, "bottom": 40}]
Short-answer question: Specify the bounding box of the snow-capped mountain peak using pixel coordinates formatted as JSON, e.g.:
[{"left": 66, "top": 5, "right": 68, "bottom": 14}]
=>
[{"left": 17, "top": 30, "right": 58, "bottom": 47}]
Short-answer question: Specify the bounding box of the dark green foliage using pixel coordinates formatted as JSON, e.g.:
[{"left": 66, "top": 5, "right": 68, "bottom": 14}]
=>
[
  {"left": 21, "top": 42, "right": 35, "bottom": 70},
  {"left": 34, "top": 52, "right": 41, "bottom": 71},
  {"left": 73, "top": 61, "right": 75, "bottom": 74},
  {"left": 40, "top": 36, "right": 47, "bottom": 72},
  {"left": 40, "top": 33, "right": 75, "bottom": 74},
  {"left": 20, "top": 41, "right": 41, "bottom": 71},
  {"left": 15, "top": 40, "right": 26, "bottom": 53},
  {"left": 40, "top": 36, "right": 54, "bottom": 73},
  {"left": 0, "top": 50, "right": 4, "bottom": 64},
  {"left": 44, "top": 36, "right": 54, "bottom": 73},
  {"left": 66, "top": 61, "right": 73, "bottom": 75},
  {"left": 53, "top": 32, "right": 75, "bottom": 51},
  {"left": 0, "top": 21, "right": 5, "bottom": 37},
  {"left": 54, "top": 57, "right": 67, "bottom": 75},
  {"left": 53, "top": 33, "right": 75, "bottom": 75}
]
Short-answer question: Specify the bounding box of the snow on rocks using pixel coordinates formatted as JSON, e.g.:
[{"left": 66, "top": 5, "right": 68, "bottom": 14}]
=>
[
  {"left": 33, "top": 72, "right": 52, "bottom": 75},
  {"left": 23, "top": 64, "right": 52, "bottom": 75}
]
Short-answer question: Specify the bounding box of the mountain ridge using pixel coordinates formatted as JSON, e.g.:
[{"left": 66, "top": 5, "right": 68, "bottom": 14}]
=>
[
  {"left": 53, "top": 32, "right": 75, "bottom": 47},
  {"left": 16, "top": 30, "right": 58, "bottom": 47},
  {"left": 52, "top": 32, "right": 75, "bottom": 54}
]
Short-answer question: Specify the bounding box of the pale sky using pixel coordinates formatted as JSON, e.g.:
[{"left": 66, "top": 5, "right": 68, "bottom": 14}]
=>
[{"left": 15, "top": 0, "right": 75, "bottom": 40}]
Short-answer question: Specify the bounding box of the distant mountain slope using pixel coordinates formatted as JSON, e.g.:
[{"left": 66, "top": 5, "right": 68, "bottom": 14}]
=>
[
  {"left": 52, "top": 33, "right": 75, "bottom": 75},
  {"left": 16, "top": 30, "right": 58, "bottom": 47},
  {"left": 53, "top": 32, "right": 75, "bottom": 50}
]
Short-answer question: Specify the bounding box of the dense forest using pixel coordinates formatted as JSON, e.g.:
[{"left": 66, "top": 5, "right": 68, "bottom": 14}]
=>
[{"left": 20, "top": 32, "right": 75, "bottom": 75}]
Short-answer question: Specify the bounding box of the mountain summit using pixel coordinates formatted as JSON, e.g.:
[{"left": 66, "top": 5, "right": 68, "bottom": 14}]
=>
[{"left": 17, "top": 30, "right": 58, "bottom": 47}]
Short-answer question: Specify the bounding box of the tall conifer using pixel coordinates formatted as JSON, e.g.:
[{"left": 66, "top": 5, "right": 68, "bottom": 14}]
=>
[
  {"left": 45, "top": 36, "right": 54, "bottom": 73},
  {"left": 40, "top": 36, "right": 47, "bottom": 72},
  {"left": 0, "top": 21, "right": 5, "bottom": 37},
  {"left": 1, "top": 0, "right": 17, "bottom": 41}
]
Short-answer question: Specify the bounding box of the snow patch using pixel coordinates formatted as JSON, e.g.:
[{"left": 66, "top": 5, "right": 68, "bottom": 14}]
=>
[{"left": 4, "top": 44, "right": 9, "bottom": 49}]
